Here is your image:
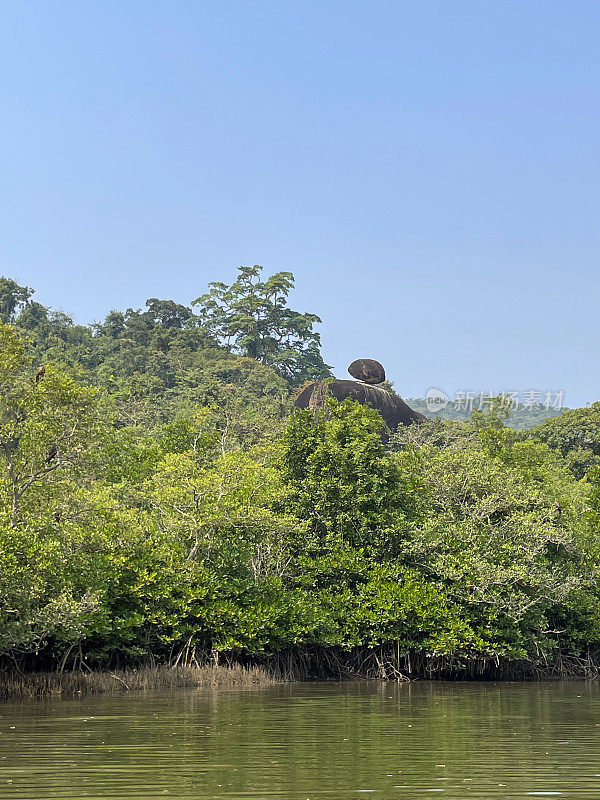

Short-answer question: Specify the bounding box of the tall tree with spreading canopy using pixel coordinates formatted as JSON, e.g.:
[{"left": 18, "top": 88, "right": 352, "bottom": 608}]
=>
[{"left": 193, "top": 265, "right": 331, "bottom": 385}]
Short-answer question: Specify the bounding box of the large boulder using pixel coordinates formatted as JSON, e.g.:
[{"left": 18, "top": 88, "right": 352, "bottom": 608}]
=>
[
  {"left": 348, "top": 358, "right": 386, "bottom": 384},
  {"left": 294, "top": 360, "right": 427, "bottom": 434}
]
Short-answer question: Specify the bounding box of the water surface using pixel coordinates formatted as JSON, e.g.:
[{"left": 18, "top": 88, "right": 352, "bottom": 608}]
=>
[{"left": 1, "top": 681, "right": 600, "bottom": 799}]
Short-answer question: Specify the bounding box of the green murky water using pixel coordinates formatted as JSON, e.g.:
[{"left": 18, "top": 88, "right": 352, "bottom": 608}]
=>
[{"left": 1, "top": 681, "right": 600, "bottom": 799}]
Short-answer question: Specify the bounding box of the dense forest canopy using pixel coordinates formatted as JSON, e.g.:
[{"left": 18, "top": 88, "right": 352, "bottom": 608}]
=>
[{"left": 1, "top": 267, "right": 600, "bottom": 677}]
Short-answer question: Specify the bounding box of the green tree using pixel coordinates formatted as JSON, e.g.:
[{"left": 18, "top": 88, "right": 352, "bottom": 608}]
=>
[
  {"left": 529, "top": 402, "right": 600, "bottom": 477},
  {"left": 394, "top": 434, "right": 593, "bottom": 658},
  {"left": 0, "top": 277, "right": 33, "bottom": 323},
  {"left": 193, "top": 265, "right": 331, "bottom": 385},
  {"left": 280, "top": 398, "right": 410, "bottom": 553},
  {"left": 0, "top": 323, "right": 107, "bottom": 527}
]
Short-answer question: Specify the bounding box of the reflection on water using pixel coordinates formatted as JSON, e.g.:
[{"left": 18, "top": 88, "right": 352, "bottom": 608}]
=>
[{"left": 1, "top": 681, "right": 600, "bottom": 799}]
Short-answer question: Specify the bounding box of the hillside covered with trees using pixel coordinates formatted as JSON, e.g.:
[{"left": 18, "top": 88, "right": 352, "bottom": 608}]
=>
[{"left": 2, "top": 267, "right": 600, "bottom": 680}]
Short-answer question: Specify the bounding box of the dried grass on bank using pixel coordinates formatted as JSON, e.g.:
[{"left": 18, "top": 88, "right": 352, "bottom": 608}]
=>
[{"left": 0, "top": 664, "right": 277, "bottom": 701}]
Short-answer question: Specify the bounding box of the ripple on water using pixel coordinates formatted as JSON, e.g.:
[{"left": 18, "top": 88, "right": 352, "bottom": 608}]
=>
[{"left": 2, "top": 682, "right": 600, "bottom": 799}]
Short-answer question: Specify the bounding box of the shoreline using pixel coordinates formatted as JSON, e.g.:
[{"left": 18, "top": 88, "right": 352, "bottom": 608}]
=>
[{"left": 2, "top": 647, "right": 599, "bottom": 701}]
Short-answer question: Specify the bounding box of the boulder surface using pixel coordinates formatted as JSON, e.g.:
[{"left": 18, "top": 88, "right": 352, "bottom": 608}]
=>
[
  {"left": 294, "top": 360, "right": 427, "bottom": 433},
  {"left": 347, "top": 358, "right": 386, "bottom": 384}
]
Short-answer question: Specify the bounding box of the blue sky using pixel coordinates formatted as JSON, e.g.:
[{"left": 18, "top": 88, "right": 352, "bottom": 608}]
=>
[{"left": 1, "top": 1, "right": 599, "bottom": 406}]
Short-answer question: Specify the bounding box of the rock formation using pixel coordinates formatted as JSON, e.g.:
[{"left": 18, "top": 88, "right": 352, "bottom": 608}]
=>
[
  {"left": 294, "top": 358, "right": 428, "bottom": 433},
  {"left": 348, "top": 358, "right": 386, "bottom": 384}
]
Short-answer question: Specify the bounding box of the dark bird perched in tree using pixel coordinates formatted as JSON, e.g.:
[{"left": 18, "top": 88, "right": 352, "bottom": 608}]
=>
[
  {"left": 45, "top": 443, "right": 58, "bottom": 463},
  {"left": 35, "top": 364, "right": 45, "bottom": 384},
  {"left": 3, "top": 435, "right": 21, "bottom": 453}
]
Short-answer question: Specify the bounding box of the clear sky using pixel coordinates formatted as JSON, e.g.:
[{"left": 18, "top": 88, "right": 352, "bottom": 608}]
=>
[{"left": 1, "top": 1, "right": 599, "bottom": 406}]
